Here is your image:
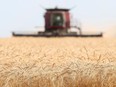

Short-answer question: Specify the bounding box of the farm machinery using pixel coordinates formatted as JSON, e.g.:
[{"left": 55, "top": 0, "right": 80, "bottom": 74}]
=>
[{"left": 12, "top": 7, "right": 103, "bottom": 37}]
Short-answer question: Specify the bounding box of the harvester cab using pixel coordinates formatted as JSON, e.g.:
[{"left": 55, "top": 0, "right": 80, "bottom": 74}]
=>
[{"left": 41, "top": 7, "right": 78, "bottom": 36}]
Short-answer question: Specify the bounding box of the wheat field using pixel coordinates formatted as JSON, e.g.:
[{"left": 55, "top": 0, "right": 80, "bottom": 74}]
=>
[{"left": 0, "top": 37, "right": 116, "bottom": 87}]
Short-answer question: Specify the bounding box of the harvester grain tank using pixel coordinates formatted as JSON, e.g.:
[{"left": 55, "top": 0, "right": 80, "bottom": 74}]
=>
[{"left": 12, "top": 7, "right": 103, "bottom": 37}]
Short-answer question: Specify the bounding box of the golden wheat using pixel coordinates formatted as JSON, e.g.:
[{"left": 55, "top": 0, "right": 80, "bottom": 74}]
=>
[{"left": 0, "top": 37, "right": 116, "bottom": 87}]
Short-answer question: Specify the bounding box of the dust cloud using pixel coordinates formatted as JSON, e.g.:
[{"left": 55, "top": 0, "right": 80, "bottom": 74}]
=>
[
  {"left": 104, "top": 25, "right": 116, "bottom": 38},
  {"left": 82, "top": 24, "right": 116, "bottom": 38}
]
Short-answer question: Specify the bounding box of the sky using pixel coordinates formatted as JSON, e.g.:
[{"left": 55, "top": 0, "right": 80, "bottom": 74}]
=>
[{"left": 0, "top": 0, "right": 116, "bottom": 37}]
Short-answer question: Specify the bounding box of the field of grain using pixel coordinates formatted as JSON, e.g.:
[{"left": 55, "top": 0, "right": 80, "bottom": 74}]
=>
[{"left": 0, "top": 37, "right": 116, "bottom": 87}]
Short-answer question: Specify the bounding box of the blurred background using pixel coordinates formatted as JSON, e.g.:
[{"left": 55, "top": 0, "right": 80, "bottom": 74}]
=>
[{"left": 0, "top": 0, "right": 116, "bottom": 37}]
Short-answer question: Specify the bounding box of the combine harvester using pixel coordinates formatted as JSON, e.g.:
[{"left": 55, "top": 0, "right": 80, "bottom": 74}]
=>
[{"left": 12, "top": 7, "right": 103, "bottom": 37}]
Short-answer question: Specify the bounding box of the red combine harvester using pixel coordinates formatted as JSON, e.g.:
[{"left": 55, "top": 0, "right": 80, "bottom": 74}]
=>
[{"left": 12, "top": 7, "right": 103, "bottom": 37}]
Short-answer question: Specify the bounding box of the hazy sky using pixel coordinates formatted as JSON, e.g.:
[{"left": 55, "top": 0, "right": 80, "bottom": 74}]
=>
[{"left": 0, "top": 0, "right": 116, "bottom": 37}]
